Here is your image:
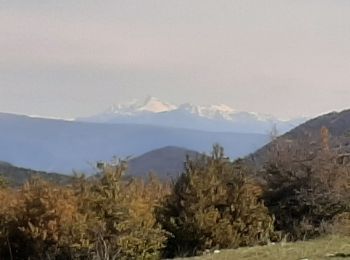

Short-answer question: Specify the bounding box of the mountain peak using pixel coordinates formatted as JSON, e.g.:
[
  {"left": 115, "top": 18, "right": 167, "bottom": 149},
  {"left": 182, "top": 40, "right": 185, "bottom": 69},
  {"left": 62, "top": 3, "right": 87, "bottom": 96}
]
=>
[
  {"left": 82, "top": 97, "right": 307, "bottom": 134},
  {"left": 178, "top": 103, "right": 236, "bottom": 120},
  {"left": 108, "top": 97, "right": 238, "bottom": 118},
  {"left": 108, "top": 96, "right": 176, "bottom": 115},
  {"left": 138, "top": 96, "right": 176, "bottom": 113}
]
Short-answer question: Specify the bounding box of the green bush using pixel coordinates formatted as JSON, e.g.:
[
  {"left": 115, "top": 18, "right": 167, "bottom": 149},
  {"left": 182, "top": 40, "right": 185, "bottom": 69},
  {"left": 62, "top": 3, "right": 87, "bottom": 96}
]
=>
[
  {"left": 76, "top": 162, "right": 169, "bottom": 259},
  {"left": 263, "top": 130, "right": 350, "bottom": 240},
  {"left": 0, "top": 176, "right": 7, "bottom": 188},
  {"left": 158, "top": 145, "right": 275, "bottom": 257}
]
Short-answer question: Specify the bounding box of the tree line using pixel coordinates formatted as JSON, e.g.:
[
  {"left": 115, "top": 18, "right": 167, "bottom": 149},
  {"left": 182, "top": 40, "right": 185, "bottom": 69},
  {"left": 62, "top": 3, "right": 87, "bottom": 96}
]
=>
[{"left": 1, "top": 130, "right": 350, "bottom": 259}]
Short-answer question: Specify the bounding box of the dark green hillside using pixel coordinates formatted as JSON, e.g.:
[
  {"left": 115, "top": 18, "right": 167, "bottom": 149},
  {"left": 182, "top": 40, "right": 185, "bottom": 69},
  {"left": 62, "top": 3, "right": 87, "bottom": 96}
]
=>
[
  {"left": 248, "top": 109, "right": 350, "bottom": 166},
  {"left": 0, "top": 161, "right": 72, "bottom": 187},
  {"left": 127, "top": 146, "right": 200, "bottom": 180}
]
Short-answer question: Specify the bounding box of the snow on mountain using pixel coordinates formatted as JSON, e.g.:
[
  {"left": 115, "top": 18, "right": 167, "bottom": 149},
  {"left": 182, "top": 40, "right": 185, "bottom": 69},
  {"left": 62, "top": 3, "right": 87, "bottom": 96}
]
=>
[
  {"left": 108, "top": 96, "right": 176, "bottom": 115},
  {"left": 102, "top": 97, "right": 288, "bottom": 122},
  {"left": 28, "top": 115, "right": 76, "bottom": 121},
  {"left": 79, "top": 97, "right": 307, "bottom": 134},
  {"left": 138, "top": 96, "right": 177, "bottom": 113},
  {"left": 178, "top": 103, "right": 236, "bottom": 120}
]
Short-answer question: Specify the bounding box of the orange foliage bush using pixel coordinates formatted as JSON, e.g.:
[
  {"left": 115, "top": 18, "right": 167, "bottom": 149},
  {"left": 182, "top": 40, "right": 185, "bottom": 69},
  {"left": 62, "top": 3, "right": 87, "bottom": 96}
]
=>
[
  {"left": 0, "top": 178, "right": 90, "bottom": 259},
  {"left": 1, "top": 169, "right": 170, "bottom": 259}
]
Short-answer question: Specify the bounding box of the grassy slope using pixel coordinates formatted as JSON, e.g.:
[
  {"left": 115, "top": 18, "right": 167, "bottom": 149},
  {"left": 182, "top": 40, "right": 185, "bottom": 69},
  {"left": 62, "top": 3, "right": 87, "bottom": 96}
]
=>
[{"left": 178, "top": 236, "right": 350, "bottom": 260}]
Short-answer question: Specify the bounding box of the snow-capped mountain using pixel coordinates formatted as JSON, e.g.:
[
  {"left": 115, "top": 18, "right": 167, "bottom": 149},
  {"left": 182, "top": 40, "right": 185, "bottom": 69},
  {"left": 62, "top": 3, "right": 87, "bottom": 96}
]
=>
[
  {"left": 79, "top": 97, "right": 307, "bottom": 134},
  {"left": 177, "top": 103, "right": 236, "bottom": 120},
  {"left": 100, "top": 97, "right": 259, "bottom": 121},
  {"left": 107, "top": 96, "right": 177, "bottom": 115}
]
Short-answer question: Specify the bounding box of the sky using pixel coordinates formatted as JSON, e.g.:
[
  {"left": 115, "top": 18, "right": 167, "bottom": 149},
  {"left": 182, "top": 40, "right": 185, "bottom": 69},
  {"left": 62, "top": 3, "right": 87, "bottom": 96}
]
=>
[{"left": 0, "top": 0, "right": 350, "bottom": 119}]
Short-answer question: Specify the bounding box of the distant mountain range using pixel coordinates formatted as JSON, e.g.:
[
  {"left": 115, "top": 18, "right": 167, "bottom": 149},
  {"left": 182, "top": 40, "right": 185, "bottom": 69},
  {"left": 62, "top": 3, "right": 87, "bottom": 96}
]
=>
[
  {"left": 0, "top": 98, "right": 307, "bottom": 177},
  {"left": 0, "top": 146, "right": 197, "bottom": 185},
  {"left": 2, "top": 108, "right": 348, "bottom": 184},
  {"left": 78, "top": 97, "right": 306, "bottom": 134},
  {"left": 0, "top": 112, "right": 269, "bottom": 174}
]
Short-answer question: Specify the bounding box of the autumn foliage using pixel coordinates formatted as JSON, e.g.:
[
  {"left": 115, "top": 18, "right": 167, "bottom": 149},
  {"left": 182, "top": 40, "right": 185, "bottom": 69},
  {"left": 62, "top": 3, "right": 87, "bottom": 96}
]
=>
[
  {"left": 1, "top": 139, "right": 350, "bottom": 259},
  {"left": 262, "top": 127, "right": 350, "bottom": 240},
  {"left": 0, "top": 163, "right": 169, "bottom": 259}
]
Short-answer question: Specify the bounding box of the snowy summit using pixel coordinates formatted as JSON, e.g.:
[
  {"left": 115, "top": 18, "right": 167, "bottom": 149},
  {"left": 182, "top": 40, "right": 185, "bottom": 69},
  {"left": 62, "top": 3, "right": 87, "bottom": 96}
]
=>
[
  {"left": 79, "top": 97, "right": 307, "bottom": 134},
  {"left": 108, "top": 96, "right": 176, "bottom": 115}
]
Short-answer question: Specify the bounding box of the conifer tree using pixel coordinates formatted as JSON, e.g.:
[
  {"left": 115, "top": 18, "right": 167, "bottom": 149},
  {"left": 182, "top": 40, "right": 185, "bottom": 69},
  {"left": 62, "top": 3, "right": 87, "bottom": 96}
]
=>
[
  {"left": 76, "top": 161, "right": 168, "bottom": 259},
  {"left": 158, "top": 145, "right": 275, "bottom": 257}
]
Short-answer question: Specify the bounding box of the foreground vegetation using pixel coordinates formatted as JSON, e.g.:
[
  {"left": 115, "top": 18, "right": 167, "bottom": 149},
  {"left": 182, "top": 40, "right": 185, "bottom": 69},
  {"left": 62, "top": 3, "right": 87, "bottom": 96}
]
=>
[{"left": 1, "top": 128, "right": 350, "bottom": 259}]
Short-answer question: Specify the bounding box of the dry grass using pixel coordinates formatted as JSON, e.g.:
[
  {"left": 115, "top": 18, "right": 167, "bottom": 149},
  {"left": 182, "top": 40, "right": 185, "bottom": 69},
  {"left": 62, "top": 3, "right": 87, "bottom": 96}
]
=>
[{"left": 176, "top": 235, "right": 350, "bottom": 260}]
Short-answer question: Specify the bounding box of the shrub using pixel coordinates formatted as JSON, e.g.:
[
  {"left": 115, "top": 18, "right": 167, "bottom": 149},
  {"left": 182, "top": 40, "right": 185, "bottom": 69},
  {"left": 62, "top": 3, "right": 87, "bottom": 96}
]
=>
[
  {"left": 76, "top": 162, "right": 169, "bottom": 259},
  {"left": 1, "top": 165, "right": 170, "bottom": 259},
  {"left": 263, "top": 128, "right": 350, "bottom": 240},
  {"left": 0, "top": 178, "right": 90, "bottom": 260},
  {"left": 0, "top": 187, "right": 18, "bottom": 259},
  {"left": 158, "top": 145, "right": 275, "bottom": 257},
  {"left": 0, "top": 176, "right": 7, "bottom": 188},
  {"left": 328, "top": 212, "right": 350, "bottom": 236}
]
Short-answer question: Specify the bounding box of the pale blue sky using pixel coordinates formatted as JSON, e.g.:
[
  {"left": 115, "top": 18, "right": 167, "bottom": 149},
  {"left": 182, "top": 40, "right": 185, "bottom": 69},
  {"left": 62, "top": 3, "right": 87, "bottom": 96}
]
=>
[{"left": 1, "top": 0, "right": 350, "bottom": 119}]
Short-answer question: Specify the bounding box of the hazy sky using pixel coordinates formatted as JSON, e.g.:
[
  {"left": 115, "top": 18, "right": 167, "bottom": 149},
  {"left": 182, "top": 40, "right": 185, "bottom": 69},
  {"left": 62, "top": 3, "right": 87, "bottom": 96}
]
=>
[{"left": 1, "top": 0, "right": 350, "bottom": 119}]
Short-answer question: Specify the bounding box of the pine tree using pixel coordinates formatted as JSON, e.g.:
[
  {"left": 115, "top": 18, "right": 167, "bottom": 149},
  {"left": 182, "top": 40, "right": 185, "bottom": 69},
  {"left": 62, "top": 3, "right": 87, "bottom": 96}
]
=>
[{"left": 158, "top": 145, "right": 275, "bottom": 257}]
